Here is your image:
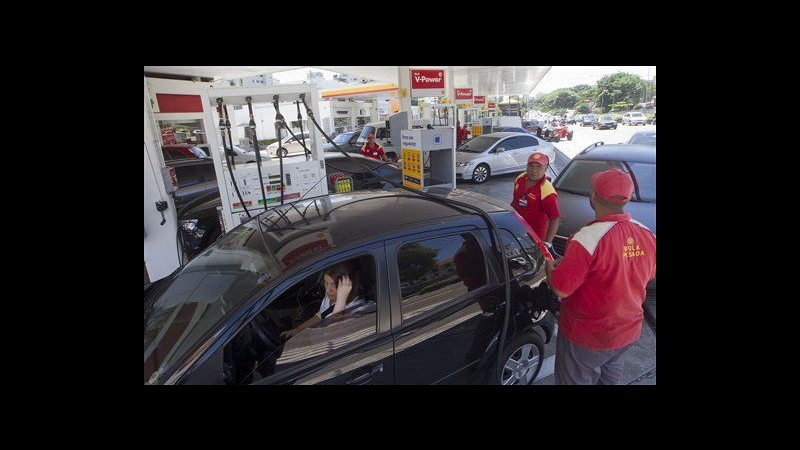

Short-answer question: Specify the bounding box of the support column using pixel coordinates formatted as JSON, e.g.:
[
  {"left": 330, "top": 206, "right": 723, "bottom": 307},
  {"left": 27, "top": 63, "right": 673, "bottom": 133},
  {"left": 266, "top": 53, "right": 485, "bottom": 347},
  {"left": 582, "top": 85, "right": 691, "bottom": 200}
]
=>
[{"left": 398, "top": 66, "right": 411, "bottom": 114}]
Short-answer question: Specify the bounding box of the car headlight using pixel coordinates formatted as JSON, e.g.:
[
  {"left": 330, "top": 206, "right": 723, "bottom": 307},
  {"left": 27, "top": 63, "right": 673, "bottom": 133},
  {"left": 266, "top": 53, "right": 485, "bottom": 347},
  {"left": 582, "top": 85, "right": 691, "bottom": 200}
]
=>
[
  {"left": 456, "top": 161, "right": 475, "bottom": 167},
  {"left": 180, "top": 220, "right": 205, "bottom": 238},
  {"left": 180, "top": 219, "right": 198, "bottom": 231}
]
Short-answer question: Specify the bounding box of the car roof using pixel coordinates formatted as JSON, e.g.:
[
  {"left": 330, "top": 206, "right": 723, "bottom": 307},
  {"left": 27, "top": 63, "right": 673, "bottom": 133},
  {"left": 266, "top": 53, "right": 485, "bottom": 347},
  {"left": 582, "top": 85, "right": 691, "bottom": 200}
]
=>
[
  {"left": 575, "top": 144, "right": 655, "bottom": 163},
  {"left": 481, "top": 131, "right": 533, "bottom": 138},
  {"left": 255, "top": 189, "right": 508, "bottom": 253}
]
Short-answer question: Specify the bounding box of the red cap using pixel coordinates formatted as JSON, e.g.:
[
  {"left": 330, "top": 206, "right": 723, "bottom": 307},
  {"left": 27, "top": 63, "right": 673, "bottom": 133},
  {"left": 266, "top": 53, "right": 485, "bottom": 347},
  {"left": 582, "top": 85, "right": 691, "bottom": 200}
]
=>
[
  {"left": 590, "top": 169, "right": 633, "bottom": 203},
  {"left": 368, "top": 133, "right": 375, "bottom": 139},
  {"left": 527, "top": 152, "right": 549, "bottom": 166}
]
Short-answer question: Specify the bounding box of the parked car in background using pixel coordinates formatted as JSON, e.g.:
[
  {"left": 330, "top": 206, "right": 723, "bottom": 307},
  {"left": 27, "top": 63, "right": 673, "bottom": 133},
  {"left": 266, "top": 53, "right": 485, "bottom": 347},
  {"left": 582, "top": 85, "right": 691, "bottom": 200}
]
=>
[
  {"left": 622, "top": 112, "right": 647, "bottom": 126},
  {"left": 323, "top": 130, "right": 361, "bottom": 152},
  {"left": 593, "top": 115, "right": 618, "bottom": 130},
  {"left": 266, "top": 132, "right": 312, "bottom": 157},
  {"left": 144, "top": 189, "right": 557, "bottom": 385},
  {"left": 455, "top": 132, "right": 556, "bottom": 184},
  {"left": 625, "top": 131, "right": 656, "bottom": 146},
  {"left": 551, "top": 143, "right": 656, "bottom": 331},
  {"left": 580, "top": 114, "right": 596, "bottom": 127}
]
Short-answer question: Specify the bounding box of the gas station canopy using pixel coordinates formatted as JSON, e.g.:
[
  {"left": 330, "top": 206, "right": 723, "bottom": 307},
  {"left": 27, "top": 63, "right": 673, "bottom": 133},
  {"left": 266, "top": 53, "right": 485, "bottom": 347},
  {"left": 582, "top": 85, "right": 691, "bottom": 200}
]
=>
[{"left": 144, "top": 66, "right": 551, "bottom": 96}]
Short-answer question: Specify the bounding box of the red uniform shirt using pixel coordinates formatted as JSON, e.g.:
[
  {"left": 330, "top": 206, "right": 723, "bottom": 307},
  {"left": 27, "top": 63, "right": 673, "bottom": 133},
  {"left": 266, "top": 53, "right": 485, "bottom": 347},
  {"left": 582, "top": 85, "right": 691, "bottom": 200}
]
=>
[
  {"left": 360, "top": 142, "right": 385, "bottom": 160},
  {"left": 511, "top": 173, "right": 560, "bottom": 241},
  {"left": 550, "top": 213, "right": 656, "bottom": 350}
]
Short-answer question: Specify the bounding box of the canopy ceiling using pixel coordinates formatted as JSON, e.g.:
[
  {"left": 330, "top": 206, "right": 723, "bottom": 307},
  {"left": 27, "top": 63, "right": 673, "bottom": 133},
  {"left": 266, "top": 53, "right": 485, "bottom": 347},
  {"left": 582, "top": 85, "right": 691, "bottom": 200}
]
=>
[{"left": 144, "top": 66, "right": 551, "bottom": 96}]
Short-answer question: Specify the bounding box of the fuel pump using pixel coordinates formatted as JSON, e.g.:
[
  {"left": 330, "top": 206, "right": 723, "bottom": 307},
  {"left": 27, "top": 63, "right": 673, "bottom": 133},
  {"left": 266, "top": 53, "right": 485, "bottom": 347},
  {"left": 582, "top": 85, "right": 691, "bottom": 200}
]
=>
[{"left": 202, "top": 85, "right": 328, "bottom": 233}]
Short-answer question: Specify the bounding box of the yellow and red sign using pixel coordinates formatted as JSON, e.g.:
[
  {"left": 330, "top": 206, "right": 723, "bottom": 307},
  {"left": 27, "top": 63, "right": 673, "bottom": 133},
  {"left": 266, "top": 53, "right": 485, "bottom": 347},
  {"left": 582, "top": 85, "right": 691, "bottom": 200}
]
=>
[{"left": 410, "top": 69, "right": 446, "bottom": 98}]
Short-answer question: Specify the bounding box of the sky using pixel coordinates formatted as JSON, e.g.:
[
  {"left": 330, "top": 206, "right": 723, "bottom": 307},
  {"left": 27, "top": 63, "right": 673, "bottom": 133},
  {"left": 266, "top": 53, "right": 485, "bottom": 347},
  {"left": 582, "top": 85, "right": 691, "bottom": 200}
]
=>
[{"left": 531, "top": 66, "right": 656, "bottom": 96}]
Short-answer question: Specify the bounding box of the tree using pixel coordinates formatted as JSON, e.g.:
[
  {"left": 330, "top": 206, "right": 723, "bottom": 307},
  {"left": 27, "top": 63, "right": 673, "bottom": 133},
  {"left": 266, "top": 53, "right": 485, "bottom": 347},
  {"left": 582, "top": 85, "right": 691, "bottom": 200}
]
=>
[
  {"left": 538, "top": 88, "right": 580, "bottom": 113},
  {"left": 596, "top": 72, "right": 647, "bottom": 111}
]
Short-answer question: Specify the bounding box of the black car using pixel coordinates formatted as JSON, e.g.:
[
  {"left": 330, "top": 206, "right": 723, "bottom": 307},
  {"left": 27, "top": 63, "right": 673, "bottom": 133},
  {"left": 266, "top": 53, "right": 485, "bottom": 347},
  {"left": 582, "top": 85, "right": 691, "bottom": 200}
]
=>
[
  {"left": 580, "top": 114, "right": 596, "bottom": 127},
  {"left": 177, "top": 153, "right": 403, "bottom": 260},
  {"left": 592, "top": 116, "right": 618, "bottom": 130},
  {"left": 145, "top": 189, "right": 557, "bottom": 385},
  {"left": 322, "top": 130, "right": 361, "bottom": 152}
]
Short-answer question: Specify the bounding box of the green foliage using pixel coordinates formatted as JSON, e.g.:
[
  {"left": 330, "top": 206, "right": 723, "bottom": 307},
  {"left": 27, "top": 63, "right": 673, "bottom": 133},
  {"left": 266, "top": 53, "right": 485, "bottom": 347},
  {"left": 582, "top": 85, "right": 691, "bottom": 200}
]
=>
[{"left": 536, "top": 72, "right": 653, "bottom": 116}]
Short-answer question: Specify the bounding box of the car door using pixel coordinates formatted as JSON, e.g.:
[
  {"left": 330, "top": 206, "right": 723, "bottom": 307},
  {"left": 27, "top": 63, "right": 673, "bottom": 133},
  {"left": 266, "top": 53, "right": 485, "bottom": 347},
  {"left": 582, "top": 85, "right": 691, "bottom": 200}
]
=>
[
  {"left": 488, "top": 137, "right": 519, "bottom": 174},
  {"left": 512, "top": 135, "right": 544, "bottom": 168},
  {"left": 181, "top": 245, "right": 395, "bottom": 385},
  {"left": 387, "top": 228, "right": 503, "bottom": 384}
]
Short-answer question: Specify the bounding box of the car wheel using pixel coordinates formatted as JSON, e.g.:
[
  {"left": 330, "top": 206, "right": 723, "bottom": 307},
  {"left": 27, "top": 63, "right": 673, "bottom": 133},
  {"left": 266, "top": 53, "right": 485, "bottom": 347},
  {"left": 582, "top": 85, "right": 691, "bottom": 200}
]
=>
[
  {"left": 472, "top": 163, "right": 490, "bottom": 184},
  {"left": 567, "top": 132, "right": 573, "bottom": 141},
  {"left": 494, "top": 331, "right": 544, "bottom": 385},
  {"left": 553, "top": 135, "right": 561, "bottom": 142},
  {"left": 278, "top": 148, "right": 288, "bottom": 157}
]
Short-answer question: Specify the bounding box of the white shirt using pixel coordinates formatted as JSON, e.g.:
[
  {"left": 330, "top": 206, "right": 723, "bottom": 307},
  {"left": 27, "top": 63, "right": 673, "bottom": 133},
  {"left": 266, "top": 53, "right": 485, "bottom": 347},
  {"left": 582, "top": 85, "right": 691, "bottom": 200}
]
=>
[{"left": 315, "top": 294, "right": 367, "bottom": 319}]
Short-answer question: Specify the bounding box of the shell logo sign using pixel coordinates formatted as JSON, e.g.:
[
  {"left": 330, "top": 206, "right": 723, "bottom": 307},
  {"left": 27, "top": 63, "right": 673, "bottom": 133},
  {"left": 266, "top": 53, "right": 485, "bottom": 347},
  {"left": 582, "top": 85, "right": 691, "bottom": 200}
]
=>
[{"left": 410, "top": 69, "right": 446, "bottom": 97}]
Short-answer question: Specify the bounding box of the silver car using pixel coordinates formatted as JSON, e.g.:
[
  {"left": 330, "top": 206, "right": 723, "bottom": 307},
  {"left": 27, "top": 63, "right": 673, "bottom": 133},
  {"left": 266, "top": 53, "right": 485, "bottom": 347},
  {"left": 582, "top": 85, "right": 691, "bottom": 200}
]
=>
[
  {"left": 265, "top": 132, "right": 312, "bottom": 157},
  {"left": 455, "top": 132, "right": 556, "bottom": 184}
]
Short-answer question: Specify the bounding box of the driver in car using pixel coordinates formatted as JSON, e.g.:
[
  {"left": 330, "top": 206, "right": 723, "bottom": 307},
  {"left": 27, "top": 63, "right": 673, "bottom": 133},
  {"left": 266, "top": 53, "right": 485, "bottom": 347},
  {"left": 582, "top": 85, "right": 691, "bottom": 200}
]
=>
[{"left": 280, "top": 262, "right": 363, "bottom": 340}]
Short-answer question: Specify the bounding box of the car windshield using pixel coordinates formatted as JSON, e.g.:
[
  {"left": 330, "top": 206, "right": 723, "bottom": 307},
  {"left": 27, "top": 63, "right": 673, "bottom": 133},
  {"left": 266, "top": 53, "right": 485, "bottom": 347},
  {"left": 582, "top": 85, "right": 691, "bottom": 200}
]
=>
[
  {"left": 555, "top": 159, "right": 656, "bottom": 203},
  {"left": 627, "top": 133, "right": 656, "bottom": 146},
  {"left": 631, "top": 113, "right": 644, "bottom": 117},
  {"left": 457, "top": 136, "right": 501, "bottom": 153},
  {"left": 356, "top": 126, "right": 376, "bottom": 144},
  {"left": 601, "top": 116, "right": 613, "bottom": 121},
  {"left": 143, "top": 198, "right": 340, "bottom": 384},
  {"left": 332, "top": 132, "right": 353, "bottom": 145}
]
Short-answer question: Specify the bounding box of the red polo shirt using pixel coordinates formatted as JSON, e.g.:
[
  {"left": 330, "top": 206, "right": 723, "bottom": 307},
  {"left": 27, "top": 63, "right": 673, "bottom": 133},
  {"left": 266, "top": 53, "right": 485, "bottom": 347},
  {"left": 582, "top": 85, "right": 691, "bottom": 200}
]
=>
[
  {"left": 550, "top": 213, "right": 656, "bottom": 350},
  {"left": 511, "top": 173, "right": 560, "bottom": 241},
  {"left": 360, "top": 142, "right": 385, "bottom": 160}
]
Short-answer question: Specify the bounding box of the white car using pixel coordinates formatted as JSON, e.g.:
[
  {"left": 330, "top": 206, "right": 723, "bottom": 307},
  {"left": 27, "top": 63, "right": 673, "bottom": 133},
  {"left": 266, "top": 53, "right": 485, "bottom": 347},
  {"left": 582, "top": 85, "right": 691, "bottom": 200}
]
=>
[
  {"left": 265, "top": 132, "right": 312, "bottom": 157},
  {"left": 455, "top": 132, "right": 556, "bottom": 184},
  {"left": 622, "top": 112, "right": 647, "bottom": 126}
]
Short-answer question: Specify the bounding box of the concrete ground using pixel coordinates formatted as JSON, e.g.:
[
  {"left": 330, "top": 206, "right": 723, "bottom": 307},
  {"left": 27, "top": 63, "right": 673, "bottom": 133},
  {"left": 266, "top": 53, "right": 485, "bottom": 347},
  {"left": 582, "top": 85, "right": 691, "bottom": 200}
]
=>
[{"left": 456, "top": 143, "right": 656, "bottom": 385}]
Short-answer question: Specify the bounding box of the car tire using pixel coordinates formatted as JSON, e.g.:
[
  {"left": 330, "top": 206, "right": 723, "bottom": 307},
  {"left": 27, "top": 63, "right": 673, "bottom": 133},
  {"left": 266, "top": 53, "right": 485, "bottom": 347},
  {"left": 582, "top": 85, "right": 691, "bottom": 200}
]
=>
[
  {"left": 472, "top": 163, "right": 490, "bottom": 184},
  {"left": 278, "top": 148, "right": 288, "bottom": 157},
  {"left": 553, "top": 135, "right": 561, "bottom": 142},
  {"left": 493, "top": 331, "right": 544, "bottom": 385},
  {"left": 567, "top": 132, "right": 573, "bottom": 141}
]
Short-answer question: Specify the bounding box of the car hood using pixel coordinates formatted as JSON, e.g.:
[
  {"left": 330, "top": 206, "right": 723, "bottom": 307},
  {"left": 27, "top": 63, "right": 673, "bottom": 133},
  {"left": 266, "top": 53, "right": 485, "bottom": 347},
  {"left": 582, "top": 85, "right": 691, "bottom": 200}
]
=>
[
  {"left": 555, "top": 190, "right": 656, "bottom": 239},
  {"left": 455, "top": 151, "right": 484, "bottom": 164}
]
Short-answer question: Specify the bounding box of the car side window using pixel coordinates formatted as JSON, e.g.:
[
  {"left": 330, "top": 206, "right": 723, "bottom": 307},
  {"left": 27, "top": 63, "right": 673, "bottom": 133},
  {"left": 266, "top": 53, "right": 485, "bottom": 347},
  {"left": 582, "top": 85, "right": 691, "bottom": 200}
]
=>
[
  {"left": 517, "top": 135, "right": 539, "bottom": 148},
  {"left": 223, "top": 254, "right": 378, "bottom": 385},
  {"left": 397, "top": 233, "right": 487, "bottom": 321},
  {"left": 497, "top": 137, "right": 518, "bottom": 151}
]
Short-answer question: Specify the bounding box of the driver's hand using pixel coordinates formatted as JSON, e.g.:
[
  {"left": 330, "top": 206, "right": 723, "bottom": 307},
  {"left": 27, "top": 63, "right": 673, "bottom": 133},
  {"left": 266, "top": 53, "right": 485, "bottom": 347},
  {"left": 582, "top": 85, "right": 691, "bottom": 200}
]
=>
[
  {"left": 337, "top": 275, "right": 353, "bottom": 301},
  {"left": 280, "top": 329, "right": 295, "bottom": 340}
]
